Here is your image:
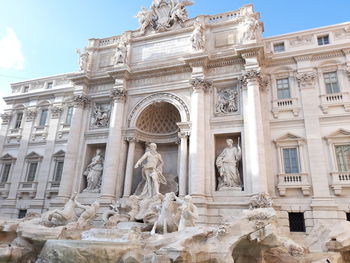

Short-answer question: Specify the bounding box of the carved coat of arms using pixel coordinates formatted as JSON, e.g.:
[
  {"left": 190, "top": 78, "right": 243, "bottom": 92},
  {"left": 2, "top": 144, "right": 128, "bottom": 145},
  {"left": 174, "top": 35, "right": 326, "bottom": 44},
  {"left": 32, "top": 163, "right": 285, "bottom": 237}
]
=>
[{"left": 135, "top": 0, "right": 193, "bottom": 35}]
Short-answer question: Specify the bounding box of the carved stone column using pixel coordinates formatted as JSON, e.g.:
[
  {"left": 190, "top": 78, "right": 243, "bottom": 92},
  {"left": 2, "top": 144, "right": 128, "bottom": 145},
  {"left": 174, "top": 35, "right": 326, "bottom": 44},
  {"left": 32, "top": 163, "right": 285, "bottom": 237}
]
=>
[
  {"left": 241, "top": 69, "right": 268, "bottom": 193},
  {"left": 123, "top": 137, "right": 137, "bottom": 197},
  {"left": 58, "top": 95, "right": 89, "bottom": 199},
  {"left": 178, "top": 131, "right": 189, "bottom": 197},
  {"left": 189, "top": 78, "right": 212, "bottom": 197},
  {"left": 100, "top": 83, "right": 127, "bottom": 200}
]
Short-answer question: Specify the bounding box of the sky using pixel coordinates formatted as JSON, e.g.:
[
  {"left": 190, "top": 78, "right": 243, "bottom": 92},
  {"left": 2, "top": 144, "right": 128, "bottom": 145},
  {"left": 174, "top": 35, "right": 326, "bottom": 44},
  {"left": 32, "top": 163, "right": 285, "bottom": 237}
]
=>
[{"left": 0, "top": 0, "right": 350, "bottom": 113}]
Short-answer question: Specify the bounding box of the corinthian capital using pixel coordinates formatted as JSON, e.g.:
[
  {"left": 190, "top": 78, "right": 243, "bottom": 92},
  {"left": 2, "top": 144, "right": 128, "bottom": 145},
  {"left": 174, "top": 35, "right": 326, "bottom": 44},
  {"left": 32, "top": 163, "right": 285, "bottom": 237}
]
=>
[
  {"left": 110, "top": 87, "right": 127, "bottom": 103},
  {"left": 25, "top": 108, "right": 37, "bottom": 122},
  {"left": 240, "top": 69, "right": 261, "bottom": 86},
  {"left": 190, "top": 78, "right": 212, "bottom": 93},
  {"left": 0, "top": 113, "right": 12, "bottom": 124},
  {"left": 73, "top": 95, "right": 90, "bottom": 108},
  {"left": 296, "top": 72, "right": 317, "bottom": 88}
]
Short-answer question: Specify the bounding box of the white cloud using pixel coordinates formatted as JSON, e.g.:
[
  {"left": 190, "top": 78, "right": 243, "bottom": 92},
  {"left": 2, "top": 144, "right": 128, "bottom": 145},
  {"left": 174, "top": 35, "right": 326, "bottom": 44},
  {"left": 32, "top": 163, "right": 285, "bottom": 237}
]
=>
[{"left": 0, "top": 27, "right": 24, "bottom": 70}]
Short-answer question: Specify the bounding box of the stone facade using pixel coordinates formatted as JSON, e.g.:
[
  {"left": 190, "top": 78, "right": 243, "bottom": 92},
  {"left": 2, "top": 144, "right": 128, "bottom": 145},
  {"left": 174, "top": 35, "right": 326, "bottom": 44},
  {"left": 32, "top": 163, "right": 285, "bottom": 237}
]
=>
[{"left": 0, "top": 2, "right": 350, "bottom": 239}]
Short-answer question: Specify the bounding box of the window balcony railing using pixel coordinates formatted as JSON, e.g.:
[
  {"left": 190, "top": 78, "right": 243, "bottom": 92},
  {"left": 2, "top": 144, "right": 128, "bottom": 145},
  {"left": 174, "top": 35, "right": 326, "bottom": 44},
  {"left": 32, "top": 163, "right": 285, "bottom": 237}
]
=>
[
  {"left": 277, "top": 173, "right": 311, "bottom": 196},
  {"left": 45, "top": 181, "right": 60, "bottom": 199},
  {"left": 331, "top": 171, "right": 350, "bottom": 195},
  {"left": 320, "top": 92, "right": 350, "bottom": 114},
  {"left": 272, "top": 97, "right": 300, "bottom": 118},
  {"left": 0, "top": 182, "right": 11, "bottom": 198},
  {"left": 17, "top": 181, "right": 38, "bottom": 199}
]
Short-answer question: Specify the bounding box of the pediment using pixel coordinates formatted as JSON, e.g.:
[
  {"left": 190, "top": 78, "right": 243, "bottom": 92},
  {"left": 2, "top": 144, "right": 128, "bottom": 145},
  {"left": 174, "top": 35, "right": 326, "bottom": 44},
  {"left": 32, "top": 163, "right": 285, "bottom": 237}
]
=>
[
  {"left": 0, "top": 153, "right": 16, "bottom": 161},
  {"left": 25, "top": 151, "right": 43, "bottom": 160},
  {"left": 325, "top": 129, "right": 350, "bottom": 139},
  {"left": 275, "top": 133, "right": 304, "bottom": 142},
  {"left": 53, "top": 150, "right": 65, "bottom": 157}
]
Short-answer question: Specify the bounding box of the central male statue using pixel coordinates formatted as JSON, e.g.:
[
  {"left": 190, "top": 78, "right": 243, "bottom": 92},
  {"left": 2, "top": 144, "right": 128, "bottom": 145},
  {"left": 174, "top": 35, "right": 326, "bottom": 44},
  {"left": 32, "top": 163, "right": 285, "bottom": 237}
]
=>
[{"left": 134, "top": 143, "right": 166, "bottom": 198}]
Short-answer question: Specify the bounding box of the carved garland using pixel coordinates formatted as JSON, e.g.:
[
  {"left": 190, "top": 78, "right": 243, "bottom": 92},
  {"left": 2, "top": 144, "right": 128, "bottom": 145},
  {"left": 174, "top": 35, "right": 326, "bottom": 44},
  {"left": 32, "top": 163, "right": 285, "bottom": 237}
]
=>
[{"left": 127, "top": 93, "right": 190, "bottom": 128}]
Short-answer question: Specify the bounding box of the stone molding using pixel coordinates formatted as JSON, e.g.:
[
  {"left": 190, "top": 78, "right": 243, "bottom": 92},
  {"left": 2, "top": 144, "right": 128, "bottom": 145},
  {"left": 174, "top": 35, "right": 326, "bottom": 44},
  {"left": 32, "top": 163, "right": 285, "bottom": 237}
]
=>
[
  {"left": 110, "top": 87, "right": 127, "bottom": 103},
  {"left": 73, "top": 95, "right": 90, "bottom": 108},
  {"left": 189, "top": 78, "right": 212, "bottom": 93}
]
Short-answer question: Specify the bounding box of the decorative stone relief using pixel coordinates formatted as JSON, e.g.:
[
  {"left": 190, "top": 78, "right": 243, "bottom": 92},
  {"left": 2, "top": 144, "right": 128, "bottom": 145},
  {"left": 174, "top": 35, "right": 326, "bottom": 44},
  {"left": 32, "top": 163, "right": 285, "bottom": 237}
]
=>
[
  {"left": 190, "top": 78, "right": 213, "bottom": 93},
  {"left": 216, "top": 138, "right": 242, "bottom": 190},
  {"left": 135, "top": 0, "right": 193, "bottom": 35},
  {"left": 73, "top": 95, "right": 90, "bottom": 108},
  {"left": 0, "top": 113, "right": 12, "bottom": 125},
  {"left": 110, "top": 86, "right": 127, "bottom": 103},
  {"left": 50, "top": 106, "right": 63, "bottom": 119},
  {"left": 190, "top": 19, "right": 205, "bottom": 51},
  {"left": 296, "top": 72, "right": 317, "bottom": 88},
  {"left": 91, "top": 103, "right": 110, "bottom": 129},
  {"left": 289, "top": 35, "right": 313, "bottom": 47},
  {"left": 248, "top": 192, "right": 273, "bottom": 209},
  {"left": 83, "top": 149, "right": 104, "bottom": 193},
  {"left": 215, "top": 87, "right": 239, "bottom": 115},
  {"left": 76, "top": 49, "right": 90, "bottom": 72},
  {"left": 25, "top": 108, "right": 37, "bottom": 122},
  {"left": 114, "top": 35, "right": 128, "bottom": 65},
  {"left": 334, "top": 26, "right": 350, "bottom": 39},
  {"left": 240, "top": 15, "right": 261, "bottom": 43}
]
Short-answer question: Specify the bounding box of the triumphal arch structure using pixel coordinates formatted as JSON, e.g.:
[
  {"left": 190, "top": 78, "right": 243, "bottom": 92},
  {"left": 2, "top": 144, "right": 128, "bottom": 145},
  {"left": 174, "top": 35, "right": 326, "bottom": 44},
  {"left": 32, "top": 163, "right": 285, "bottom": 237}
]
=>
[{"left": 1, "top": 0, "right": 350, "bottom": 239}]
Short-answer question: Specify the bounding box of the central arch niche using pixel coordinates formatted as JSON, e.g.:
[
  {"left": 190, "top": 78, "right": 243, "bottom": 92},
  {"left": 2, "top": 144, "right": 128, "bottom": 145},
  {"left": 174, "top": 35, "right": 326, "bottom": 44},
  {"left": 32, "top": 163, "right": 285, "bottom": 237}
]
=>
[
  {"left": 132, "top": 101, "right": 182, "bottom": 194},
  {"left": 136, "top": 102, "right": 181, "bottom": 136}
]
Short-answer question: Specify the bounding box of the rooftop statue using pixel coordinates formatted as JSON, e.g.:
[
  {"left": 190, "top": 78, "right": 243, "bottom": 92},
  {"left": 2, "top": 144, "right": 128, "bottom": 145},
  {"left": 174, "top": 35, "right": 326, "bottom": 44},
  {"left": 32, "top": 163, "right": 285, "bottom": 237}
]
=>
[{"left": 135, "top": 0, "right": 193, "bottom": 35}]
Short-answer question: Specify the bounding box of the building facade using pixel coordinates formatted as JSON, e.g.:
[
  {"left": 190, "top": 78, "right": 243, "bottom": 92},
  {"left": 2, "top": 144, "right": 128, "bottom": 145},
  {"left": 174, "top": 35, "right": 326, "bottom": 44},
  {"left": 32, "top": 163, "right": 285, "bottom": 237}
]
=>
[{"left": 0, "top": 2, "right": 350, "bottom": 234}]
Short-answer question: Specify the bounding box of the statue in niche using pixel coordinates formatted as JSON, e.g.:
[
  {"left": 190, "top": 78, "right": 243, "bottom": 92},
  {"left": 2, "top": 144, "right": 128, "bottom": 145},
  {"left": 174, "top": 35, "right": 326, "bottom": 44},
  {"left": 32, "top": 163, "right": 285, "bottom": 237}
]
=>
[
  {"left": 134, "top": 143, "right": 167, "bottom": 199},
  {"left": 216, "top": 138, "right": 242, "bottom": 190},
  {"left": 76, "top": 48, "right": 89, "bottom": 71},
  {"left": 216, "top": 88, "right": 238, "bottom": 115},
  {"left": 83, "top": 149, "right": 104, "bottom": 193},
  {"left": 114, "top": 35, "right": 128, "bottom": 65},
  {"left": 91, "top": 104, "right": 110, "bottom": 128},
  {"left": 241, "top": 16, "right": 260, "bottom": 43},
  {"left": 190, "top": 19, "right": 205, "bottom": 51}
]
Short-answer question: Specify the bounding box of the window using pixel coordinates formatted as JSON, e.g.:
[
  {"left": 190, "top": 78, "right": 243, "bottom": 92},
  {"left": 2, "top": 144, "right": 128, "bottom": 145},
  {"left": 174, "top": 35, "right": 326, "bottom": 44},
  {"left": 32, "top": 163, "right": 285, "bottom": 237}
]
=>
[
  {"left": 14, "top": 112, "right": 23, "bottom": 129},
  {"left": 53, "top": 161, "right": 64, "bottom": 183},
  {"left": 0, "top": 164, "right": 11, "bottom": 183},
  {"left": 23, "top": 86, "right": 29, "bottom": 93},
  {"left": 47, "top": 82, "right": 53, "bottom": 89},
  {"left": 317, "top": 35, "right": 330, "bottom": 46},
  {"left": 26, "top": 162, "right": 38, "bottom": 182},
  {"left": 324, "top": 72, "right": 340, "bottom": 94},
  {"left": 283, "top": 148, "right": 300, "bottom": 174},
  {"left": 65, "top": 106, "right": 73, "bottom": 125},
  {"left": 288, "top": 212, "right": 306, "bottom": 232},
  {"left": 335, "top": 145, "right": 350, "bottom": 172},
  {"left": 347, "top": 213, "right": 350, "bottom": 222},
  {"left": 18, "top": 209, "right": 27, "bottom": 219},
  {"left": 276, "top": 78, "right": 291, "bottom": 99},
  {"left": 273, "top": 42, "right": 285, "bottom": 52},
  {"left": 39, "top": 109, "right": 48, "bottom": 127}
]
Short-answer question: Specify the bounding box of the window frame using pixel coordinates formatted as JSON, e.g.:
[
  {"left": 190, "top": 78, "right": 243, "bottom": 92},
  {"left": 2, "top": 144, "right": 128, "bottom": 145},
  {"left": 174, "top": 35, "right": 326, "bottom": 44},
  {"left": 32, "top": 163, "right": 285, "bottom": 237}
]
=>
[
  {"left": 334, "top": 144, "right": 350, "bottom": 172},
  {"left": 0, "top": 154, "right": 16, "bottom": 186},
  {"left": 323, "top": 71, "right": 340, "bottom": 94},
  {"left": 273, "top": 42, "right": 285, "bottom": 53},
  {"left": 46, "top": 82, "right": 53, "bottom": 89},
  {"left": 23, "top": 86, "right": 29, "bottom": 93},
  {"left": 38, "top": 108, "right": 49, "bottom": 127},
  {"left": 14, "top": 112, "right": 23, "bottom": 129},
  {"left": 276, "top": 77, "right": 291, "bottom": 99},
  {"left": 65, "top": 106, "right": 74, "bottom": 125},
  {"left": 23, "top": 152, "right": 42, "bottom": 183},
  {"left": 317, "top": 34, "right": 330, "bottom": 46},
  {"left": 282, "top": 147, "right": 301, "bottom": 174}
]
